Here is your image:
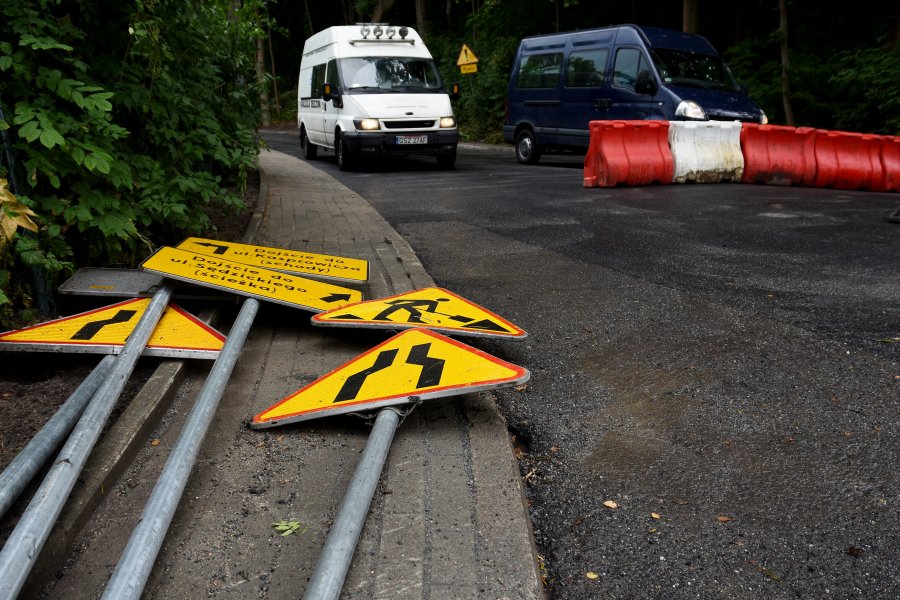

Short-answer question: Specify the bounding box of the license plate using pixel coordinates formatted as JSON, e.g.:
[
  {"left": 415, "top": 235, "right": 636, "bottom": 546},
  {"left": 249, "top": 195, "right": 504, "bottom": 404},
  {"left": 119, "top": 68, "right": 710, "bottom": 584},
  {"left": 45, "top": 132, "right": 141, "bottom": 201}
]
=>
[{"left": 396, "top": 135, "right": 428, "bottom": 145}]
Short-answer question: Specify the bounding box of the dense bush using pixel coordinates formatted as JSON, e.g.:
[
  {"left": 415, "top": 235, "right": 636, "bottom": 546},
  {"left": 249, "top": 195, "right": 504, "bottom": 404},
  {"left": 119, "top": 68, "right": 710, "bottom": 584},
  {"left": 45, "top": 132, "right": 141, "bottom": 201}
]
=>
[{"left": 0, "top": 0, "right": 261, "bottom": 325}]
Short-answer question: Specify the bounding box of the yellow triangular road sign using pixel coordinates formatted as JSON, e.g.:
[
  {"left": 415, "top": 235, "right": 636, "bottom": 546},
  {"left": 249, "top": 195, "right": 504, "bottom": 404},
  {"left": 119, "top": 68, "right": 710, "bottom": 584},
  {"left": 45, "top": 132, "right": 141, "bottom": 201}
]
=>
[
  {"left": 456, "top": 44, "right": 479, "bottom": 66},
  {"left": 311, "top": 287, "right": 526, "bottom": 339},
  {"left": 251, "top": 328, "right": 529, "bottom": 428},
  {"left": 0, "top": 298, "right": 225, "bottom": 359}
]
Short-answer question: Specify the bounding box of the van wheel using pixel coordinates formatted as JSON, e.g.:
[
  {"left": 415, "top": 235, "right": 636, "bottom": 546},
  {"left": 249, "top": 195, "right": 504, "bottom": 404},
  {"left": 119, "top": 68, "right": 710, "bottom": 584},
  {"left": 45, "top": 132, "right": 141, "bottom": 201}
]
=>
[
  {"left": 335, "top": 132, "right": 354, "bottom": 171},
  {"left": 300, "top": 127, "right": 317, "bottom": 160},
  {"left": 436, "top": 150, "right": 456, "bottom": 169},
  {"left": 515, "top": 129, "right": 541, "bottom": 164}
]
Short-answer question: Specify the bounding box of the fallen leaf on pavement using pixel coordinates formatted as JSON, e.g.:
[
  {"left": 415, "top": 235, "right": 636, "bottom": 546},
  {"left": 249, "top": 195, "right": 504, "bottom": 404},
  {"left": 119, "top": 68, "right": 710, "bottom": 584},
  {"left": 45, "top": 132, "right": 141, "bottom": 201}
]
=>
[
  {"left": 586, "top": 571, "right": 599, "bottom": 580},
  {"left": 272, "top": 520, "right": 304, "bottom": 537},
  {"left": 717, "top": 516, "right": 733, "bottom": 523},
  {"left": 150, "top": 439, "right": 161, "bottom": 447},
  {"left": 603, "top": 500, "right": 618, "bottom": 509}
]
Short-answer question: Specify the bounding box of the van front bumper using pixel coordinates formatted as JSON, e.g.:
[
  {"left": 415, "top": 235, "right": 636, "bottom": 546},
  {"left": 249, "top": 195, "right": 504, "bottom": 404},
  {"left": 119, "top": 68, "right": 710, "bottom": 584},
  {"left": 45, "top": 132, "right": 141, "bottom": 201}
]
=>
[{"left": 341, "top": 129, "right": 459, "bottom": 156}]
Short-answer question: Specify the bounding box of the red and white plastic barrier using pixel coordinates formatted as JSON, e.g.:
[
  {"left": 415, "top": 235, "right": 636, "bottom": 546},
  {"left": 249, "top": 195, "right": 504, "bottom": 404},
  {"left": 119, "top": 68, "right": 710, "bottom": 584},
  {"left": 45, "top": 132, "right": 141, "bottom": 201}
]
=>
[
  {"left": 583, "top": 119, "right": 899, "bottom": 193},
  {"left": 740, "top": 124, "right": 818, "bottom": 186},
  {"left": 668, "top": 121, "right": 743, "bottom": 183},
  {"left": 583, "top": 120, "right": 674, "bottom": 188}
]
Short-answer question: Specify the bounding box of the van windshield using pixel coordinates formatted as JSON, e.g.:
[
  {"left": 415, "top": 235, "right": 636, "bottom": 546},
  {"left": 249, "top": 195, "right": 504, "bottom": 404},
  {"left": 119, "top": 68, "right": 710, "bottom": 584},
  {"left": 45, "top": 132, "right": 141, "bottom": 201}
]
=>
[
  {"left": 340, "top": 57, "right": 445, "bottom": 93},
  {"left": 650, "top": 49, "right": 740, "bottom": 93}
]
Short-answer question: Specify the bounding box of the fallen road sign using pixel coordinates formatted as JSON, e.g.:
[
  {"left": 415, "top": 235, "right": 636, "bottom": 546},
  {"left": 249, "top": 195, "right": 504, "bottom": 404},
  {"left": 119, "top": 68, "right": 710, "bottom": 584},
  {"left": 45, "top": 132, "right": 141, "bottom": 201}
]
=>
[
  {"left": 0, "top": 298, "right": 225, "bottom": 359},
  {"left": 311, "top": 287, "right": 526, "bottom": 339},
  {"left": 176, "top": 237, "right": 369, "bottom": 283},
  {"left": 140, "top": 246, "right": 362, "bottom": 312},
  {"left": 251, "top": 328, "right": 529, "bottom": 428}
]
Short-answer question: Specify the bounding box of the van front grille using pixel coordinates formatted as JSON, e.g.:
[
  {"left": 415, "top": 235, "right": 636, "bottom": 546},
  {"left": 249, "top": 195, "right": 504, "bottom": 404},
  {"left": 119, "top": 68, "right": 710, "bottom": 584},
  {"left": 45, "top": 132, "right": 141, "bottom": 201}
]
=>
[{"left": 384, "top": 120, "right": 435, "bottom": 129}]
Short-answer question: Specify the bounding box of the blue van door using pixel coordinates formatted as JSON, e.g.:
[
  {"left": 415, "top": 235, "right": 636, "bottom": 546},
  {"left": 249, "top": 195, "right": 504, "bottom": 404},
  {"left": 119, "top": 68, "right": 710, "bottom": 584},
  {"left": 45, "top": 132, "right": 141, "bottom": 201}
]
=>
[
  {"left": 513, "top": 51, "right": 565, "bottom": 147},
  {"left": 557, "top": 47, "right": 611, "bottom": 148},
  {"left": 607, "top": 47, "right": 667, "bottom": 120}
]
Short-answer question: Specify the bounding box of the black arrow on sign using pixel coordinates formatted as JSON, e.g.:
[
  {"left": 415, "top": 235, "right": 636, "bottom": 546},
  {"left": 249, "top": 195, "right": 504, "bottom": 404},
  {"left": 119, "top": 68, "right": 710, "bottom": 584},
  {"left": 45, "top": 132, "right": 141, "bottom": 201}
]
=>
[
  {"left": 321, "top": 293, "right": 353, "bottom": 303},
  {"left": 192, "top": 242, "right": 230, "bottom": 255},
  {"left": 71, "top": 310, "right": 138, "bottom": 340},
  {"left": 406, "top": 343, "right": 445, "bottom": 388},
  {"left": 334, "top": 348, "right": 399, "bottom": 402}
]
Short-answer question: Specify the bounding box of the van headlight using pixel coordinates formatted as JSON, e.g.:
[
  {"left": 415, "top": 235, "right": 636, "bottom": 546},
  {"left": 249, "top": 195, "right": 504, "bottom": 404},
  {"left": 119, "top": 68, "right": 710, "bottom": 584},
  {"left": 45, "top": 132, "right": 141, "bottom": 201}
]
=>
[
  {"left": 675, "top": 100, "right": 707, "bottom": 120},
  {"left": 759, "top": 110, "right": 768, "bottom": 125},
  {"left": 354, "top": 118, "right": 380, "bottom": 131},
  {"left": 439, "top": 116, "right": 456, "bottom": 128}
]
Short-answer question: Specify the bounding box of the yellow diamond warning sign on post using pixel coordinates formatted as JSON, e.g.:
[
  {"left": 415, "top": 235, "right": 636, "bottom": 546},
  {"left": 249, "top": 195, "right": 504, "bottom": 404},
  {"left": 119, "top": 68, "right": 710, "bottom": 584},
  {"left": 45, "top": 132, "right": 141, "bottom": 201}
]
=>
[
  {"left": 0, "top": 298, "right": 226, "bottom": 359},
  {"left": 176, "top": 237, "right": 369, "bottom": 283},
  {"left": 251, "top": 328, "right": 529, "bottom": 428},
  {"left": 140, "top": 246, "right": 362, "bottom": 312},
  {"left": 312, "top": 287, "right": 526, "bottom": 339}
]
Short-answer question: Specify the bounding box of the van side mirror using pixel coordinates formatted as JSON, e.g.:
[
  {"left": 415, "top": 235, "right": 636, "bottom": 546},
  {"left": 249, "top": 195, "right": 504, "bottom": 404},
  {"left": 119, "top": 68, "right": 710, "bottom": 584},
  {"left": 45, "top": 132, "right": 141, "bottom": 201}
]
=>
[
  {"left": 635, "top": 70, "right": 658, "bottom": 95},
  {"left": 322, "top": 83, "right": 343, "bottom": 108},
  {"left": 448, "top": 82, "right": 461, "bottom": 101}
]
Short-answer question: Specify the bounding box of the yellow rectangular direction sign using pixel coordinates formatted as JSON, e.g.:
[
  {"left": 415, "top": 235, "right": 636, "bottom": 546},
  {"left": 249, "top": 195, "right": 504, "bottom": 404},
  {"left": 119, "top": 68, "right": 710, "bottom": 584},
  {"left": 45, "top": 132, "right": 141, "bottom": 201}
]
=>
[
  {"left": 176, "top": 237, "right": 368, "bottom": 283},
  {"left": 140, "top": 246, "right": 362, "bottom": 313},
  {"left": 460, "top": 64, "right": 477, "bottom": 74}
]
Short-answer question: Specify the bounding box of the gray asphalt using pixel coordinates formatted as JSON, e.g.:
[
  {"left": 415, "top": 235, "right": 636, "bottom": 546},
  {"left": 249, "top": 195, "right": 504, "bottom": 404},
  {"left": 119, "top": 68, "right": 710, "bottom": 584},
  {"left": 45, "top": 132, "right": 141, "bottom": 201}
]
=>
[{"left": 263, "top": 129, "right": 900, "bottom": 599}]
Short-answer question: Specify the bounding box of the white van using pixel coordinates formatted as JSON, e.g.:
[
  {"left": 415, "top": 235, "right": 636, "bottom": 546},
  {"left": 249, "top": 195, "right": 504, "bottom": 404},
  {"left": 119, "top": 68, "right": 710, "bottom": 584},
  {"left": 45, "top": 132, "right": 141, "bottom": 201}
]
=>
[{"left": 297, "top": 24, "right": 460, "bottom": 170}]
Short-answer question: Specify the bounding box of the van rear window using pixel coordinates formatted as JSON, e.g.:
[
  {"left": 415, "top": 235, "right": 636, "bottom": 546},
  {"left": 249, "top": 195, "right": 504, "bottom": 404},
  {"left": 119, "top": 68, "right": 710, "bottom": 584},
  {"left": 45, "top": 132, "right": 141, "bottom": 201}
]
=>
[{"left": 517, "top": 53, "right": 563, "bottom": 89}]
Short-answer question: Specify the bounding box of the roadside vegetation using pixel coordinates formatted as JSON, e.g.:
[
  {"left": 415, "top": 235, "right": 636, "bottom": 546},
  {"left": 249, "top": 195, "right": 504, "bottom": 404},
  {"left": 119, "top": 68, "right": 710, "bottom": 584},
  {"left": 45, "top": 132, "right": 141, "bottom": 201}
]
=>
[
  {"left": 1, "top": 0, "right": 899, "bottom": 327},
  {"left": 0, "top": 0, "right": 260, "bottom": 326}
]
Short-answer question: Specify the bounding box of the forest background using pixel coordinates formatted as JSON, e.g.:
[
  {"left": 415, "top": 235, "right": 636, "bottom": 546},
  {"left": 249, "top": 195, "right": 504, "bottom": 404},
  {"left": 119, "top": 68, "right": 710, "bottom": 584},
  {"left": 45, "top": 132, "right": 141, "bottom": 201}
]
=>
[{"left": 1, "top": 0, "right": 899, "bottom": 327}]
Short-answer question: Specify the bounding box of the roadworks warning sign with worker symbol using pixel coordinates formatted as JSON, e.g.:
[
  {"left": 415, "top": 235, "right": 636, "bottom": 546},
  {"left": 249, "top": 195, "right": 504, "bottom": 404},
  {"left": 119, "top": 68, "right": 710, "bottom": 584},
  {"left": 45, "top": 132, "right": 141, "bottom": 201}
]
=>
[
  {"left": 176, "top": 237, "right": 369, "bottom": 283},
  {"left": 0, "top": 298, "right": 225, "bottom": 359},
  {"left": 251, "top": 328, "right": 529, "bottom": 428},
  {"left": 140, "top": 246, "right": 362, "bottom": 313},
  {"left": 311, "top": 287, "right": 527, "bottom": 339}
]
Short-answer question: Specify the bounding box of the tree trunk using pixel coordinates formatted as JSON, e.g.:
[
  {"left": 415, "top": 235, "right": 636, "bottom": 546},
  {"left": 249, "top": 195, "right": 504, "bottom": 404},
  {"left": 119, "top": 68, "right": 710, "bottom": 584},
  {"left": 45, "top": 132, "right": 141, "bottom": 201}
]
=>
[
  {"left": 415, "top": 0, "right": 427, "bottom": 36},
  {"left": 683, "top": 0, "right": 699, "bottom": 34},
  {"left": 255, "top": 10, "right": 271, "bottom": 127},
  {"left": 266, "top": 6, "right": 280, "bottom": 116},
  {"left": 371, "top": 0, "right": 398, "bottom": 23},
  {"left": 778, "top": 0, "right": 795, "bottom": 126}
]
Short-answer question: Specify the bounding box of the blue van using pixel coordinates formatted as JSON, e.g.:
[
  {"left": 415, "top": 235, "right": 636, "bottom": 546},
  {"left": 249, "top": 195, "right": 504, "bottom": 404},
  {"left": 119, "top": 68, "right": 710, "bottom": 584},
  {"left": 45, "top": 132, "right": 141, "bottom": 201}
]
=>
[{"left": 503, "top": 24, "right": 767, "bottom": 164}]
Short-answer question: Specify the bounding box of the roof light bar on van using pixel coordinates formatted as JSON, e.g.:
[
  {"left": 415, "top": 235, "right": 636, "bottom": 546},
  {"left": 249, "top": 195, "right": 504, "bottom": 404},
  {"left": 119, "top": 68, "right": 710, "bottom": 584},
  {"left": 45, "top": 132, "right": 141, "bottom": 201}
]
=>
[{"left": 352, "top": 23, "right": 414, "bottom": 44}]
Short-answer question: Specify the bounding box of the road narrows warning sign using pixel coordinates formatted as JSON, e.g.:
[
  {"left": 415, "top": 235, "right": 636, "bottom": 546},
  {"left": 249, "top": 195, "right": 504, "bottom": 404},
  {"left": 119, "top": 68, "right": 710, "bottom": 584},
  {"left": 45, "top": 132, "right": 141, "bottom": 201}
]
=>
[
  {"left": 311, "top": 287, "right": 526, "bottom": 339},
  {"left": 251, "top": 328, "right": 529, "bottom": 428},
  {"left": 140, "top": 246, "right": 362, "bottom": 312},
  {"left": 0, "top": 298, "right": 226, "bottom": 359},
  {"left": 176, "top": 237, "right": 369, "bottom": 283}
]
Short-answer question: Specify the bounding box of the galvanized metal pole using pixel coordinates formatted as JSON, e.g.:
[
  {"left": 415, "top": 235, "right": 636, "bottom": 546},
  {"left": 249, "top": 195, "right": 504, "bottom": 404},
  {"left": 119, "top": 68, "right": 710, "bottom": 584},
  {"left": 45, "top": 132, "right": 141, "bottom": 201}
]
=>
[
  {"left": 101, "top": 297, "right": 259, "bottom": 600},
  {"left": 302, "top": 407, "right": 401, "bottom": 600},
  {"left": 0, "top": 284, "right": 172, "bottom": 600},
  {"left": 0, "top": 354, "right": 116, "bottom": 520}
]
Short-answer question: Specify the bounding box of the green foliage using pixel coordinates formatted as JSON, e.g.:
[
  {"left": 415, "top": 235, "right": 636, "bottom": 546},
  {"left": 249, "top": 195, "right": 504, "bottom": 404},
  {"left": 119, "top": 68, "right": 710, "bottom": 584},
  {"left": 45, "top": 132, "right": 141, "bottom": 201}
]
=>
[
  {"left": 0, "top": 0, "right": 261, "bottom": 326},
  {"left": 829, "top": 45, "right": 900, "bottom": 135}
]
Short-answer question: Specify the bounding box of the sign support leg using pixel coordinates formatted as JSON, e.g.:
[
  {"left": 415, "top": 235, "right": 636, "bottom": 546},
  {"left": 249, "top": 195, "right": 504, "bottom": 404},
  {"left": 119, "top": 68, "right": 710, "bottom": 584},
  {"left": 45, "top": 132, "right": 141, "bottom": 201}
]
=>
[
  {"left": 302, "top": 407, "right": 401, "bottom": 600},
  {"left": 0, "top": 354, "right": 116, "bottom": 520},
  {"left": 101, "top": 297, "right": 259, "bottom": 600},
  {"left": 0, "top": 283, "right": 172, "bottom": 600}
]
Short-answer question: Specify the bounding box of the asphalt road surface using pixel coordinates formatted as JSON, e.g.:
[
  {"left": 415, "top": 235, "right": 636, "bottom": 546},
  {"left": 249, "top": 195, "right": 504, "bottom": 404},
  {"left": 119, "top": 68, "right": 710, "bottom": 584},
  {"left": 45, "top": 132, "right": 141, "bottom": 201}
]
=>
[{"left": 262, "top": 130, "right": 899, "bottom": 599}]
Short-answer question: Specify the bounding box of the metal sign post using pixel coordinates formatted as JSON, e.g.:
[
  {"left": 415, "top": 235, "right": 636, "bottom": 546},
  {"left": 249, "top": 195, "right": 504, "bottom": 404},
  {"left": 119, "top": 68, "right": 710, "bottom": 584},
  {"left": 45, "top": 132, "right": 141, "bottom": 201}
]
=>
[
  {"left": 101, "top": 297, "right": 260, "bottom": 600},
  {"left": 0, "top": 284, "right": 172, "bottom": 600}
]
